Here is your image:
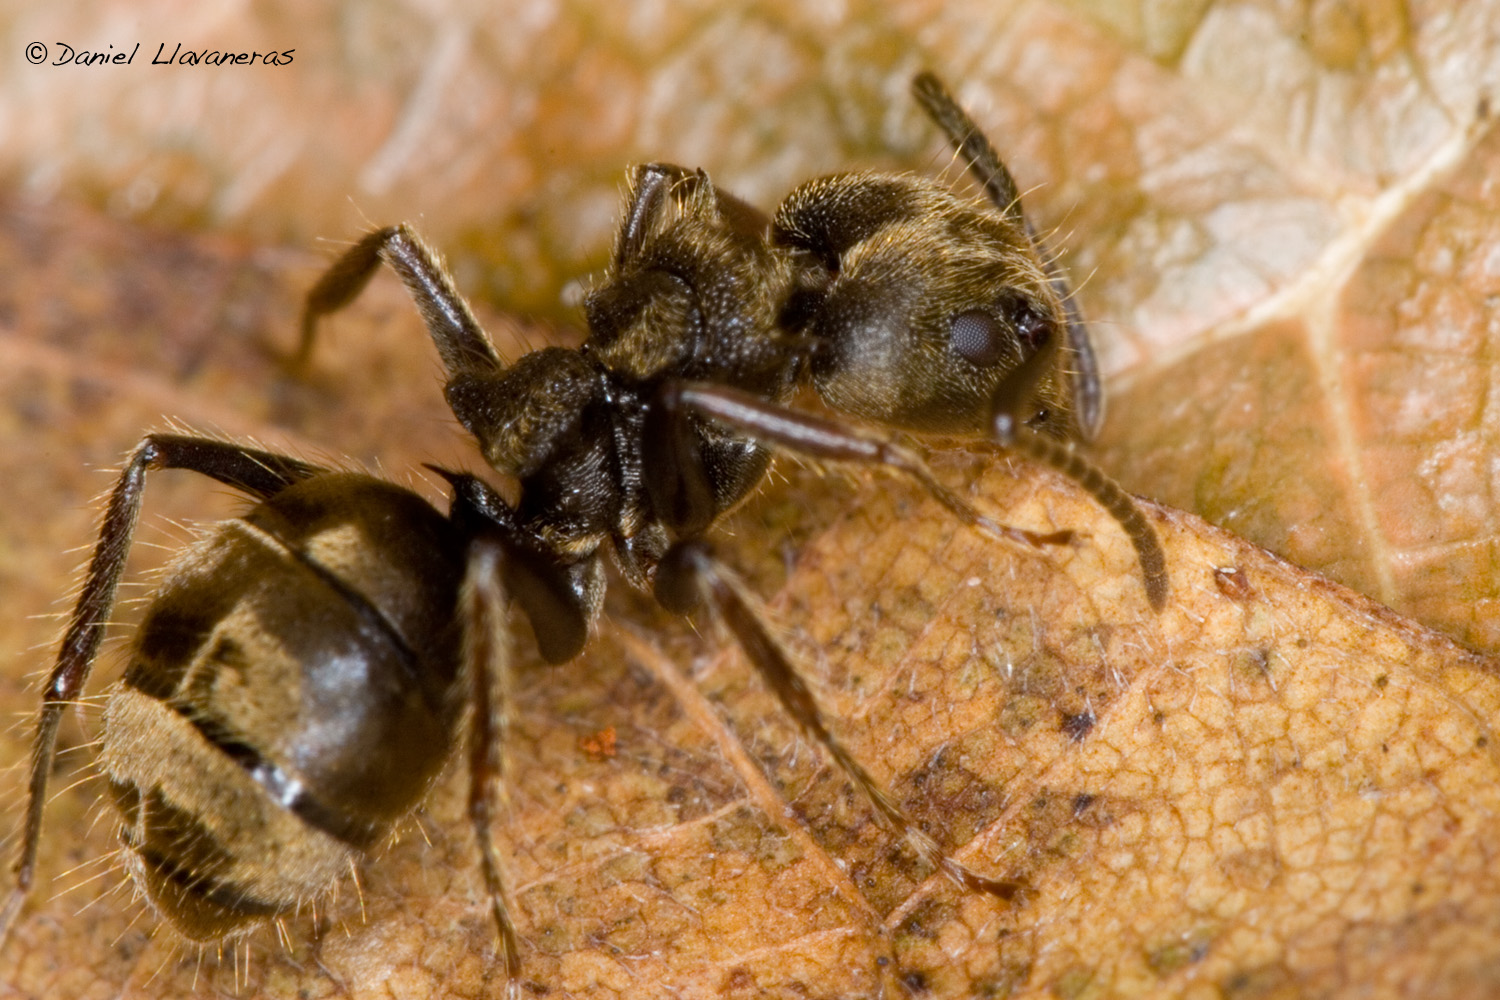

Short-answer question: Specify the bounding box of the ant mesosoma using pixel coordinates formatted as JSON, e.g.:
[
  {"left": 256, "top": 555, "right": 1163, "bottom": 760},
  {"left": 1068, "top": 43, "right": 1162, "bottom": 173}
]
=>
[{"left": 1, "top": 72, "right": 1166, "bottom": 988}]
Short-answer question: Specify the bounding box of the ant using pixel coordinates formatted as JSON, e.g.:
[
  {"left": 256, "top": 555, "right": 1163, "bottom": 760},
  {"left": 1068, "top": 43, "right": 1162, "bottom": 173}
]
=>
[{"left": 0, "top": 71, "right": 1166, "bottom": 990}]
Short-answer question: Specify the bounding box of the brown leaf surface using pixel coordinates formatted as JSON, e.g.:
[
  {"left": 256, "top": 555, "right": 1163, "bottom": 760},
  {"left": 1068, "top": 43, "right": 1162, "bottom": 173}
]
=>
[{"left": 2, "top": 2, "right": 1499, "bottom": 998}]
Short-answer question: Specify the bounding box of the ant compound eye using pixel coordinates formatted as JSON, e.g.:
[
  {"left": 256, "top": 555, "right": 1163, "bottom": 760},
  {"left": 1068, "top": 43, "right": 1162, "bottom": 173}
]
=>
[
  {"left": 995, "top": 290, "right": 1052, "bottom": 351},
  {"left": 948, "top": 309, "right": 1007, "bottom": 367}
]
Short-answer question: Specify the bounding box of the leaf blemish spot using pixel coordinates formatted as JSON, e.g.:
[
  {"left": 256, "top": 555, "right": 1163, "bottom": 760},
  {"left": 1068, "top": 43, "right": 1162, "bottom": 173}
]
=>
[
  {"left": 1212, "top": 565, "right": 1254, "bottom": 602},
  {"left": 1061, "top": 711, "right": 1096, "bottom": 741}
]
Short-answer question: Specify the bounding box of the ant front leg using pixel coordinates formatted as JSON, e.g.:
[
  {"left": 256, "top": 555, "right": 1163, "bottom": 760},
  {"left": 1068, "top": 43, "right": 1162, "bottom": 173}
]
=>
[
  {"left": 298, "top": 225, "right": 503, "bottom": 376},
  {"left": 642, "top": 382, "right": 1042, "bottom": 898},
  {"left": 654, "top": 540, "right": 1022, "bottom": 900},
  {"left": 652, "top": 380, "right": 1073, "bottom": 551},
  {"left": 0, "top": 434, "right": 325, "bottom": 943}
]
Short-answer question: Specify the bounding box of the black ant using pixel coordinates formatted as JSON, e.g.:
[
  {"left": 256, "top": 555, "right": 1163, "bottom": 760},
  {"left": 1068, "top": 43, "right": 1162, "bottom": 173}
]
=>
[{"left": 0, "top": 71, "right": 1166, "bottom": 989}]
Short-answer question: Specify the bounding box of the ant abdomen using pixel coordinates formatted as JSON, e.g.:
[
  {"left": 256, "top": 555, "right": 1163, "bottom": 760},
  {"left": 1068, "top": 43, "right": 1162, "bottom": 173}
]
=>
[{"left": 99, "top": 472, "right": 465, "bottom": 940}]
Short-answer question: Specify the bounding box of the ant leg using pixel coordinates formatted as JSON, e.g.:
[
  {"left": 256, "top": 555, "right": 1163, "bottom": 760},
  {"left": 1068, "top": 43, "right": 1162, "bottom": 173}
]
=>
[
  {"left": 458, "top": 536, "right": 523, "bottom": 990},
  {"left": 659, "top": 380, "right": 1165, "bottom": 606},
  {"left": 615, "top": 163, "right": 695, "bottom": 265},
  {"left": 654, "top": 381, "right": 1073, "bottom": 551},
  {"left": 655, "top": 540, "right": 1022, "bottom": 900},
  {"left": 912, "top": 71, "right": 1103, "bottom": 436},
  {"left": 437, "top": 470, "right": 597, "bottom": 665},
  {"left": 614, "top": 163, "right": 773, "bottom": 267},
  {"left": 298, "top": 225, "right": 503, "bottom": 375},
  {"left": 0, "top": 434, "right": 326, "bottom": 944}
]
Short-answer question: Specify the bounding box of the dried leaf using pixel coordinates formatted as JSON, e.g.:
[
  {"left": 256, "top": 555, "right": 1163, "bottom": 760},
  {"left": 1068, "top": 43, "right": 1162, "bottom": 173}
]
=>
[{"left": 2, "top": 2, "right": 1499, "bottom": 998}]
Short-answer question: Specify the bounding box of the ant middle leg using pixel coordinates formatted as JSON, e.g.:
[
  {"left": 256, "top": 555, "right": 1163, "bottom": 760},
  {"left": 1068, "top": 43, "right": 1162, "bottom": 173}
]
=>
[
  {"left": 613, "top": 163, "right": 775, "bottom": 266},
  {"left": 640, "top": 382, "right": 1055, "bottom": 900},
  {"left": 614, "top": 163, "right": 698, "bottom": 265}
]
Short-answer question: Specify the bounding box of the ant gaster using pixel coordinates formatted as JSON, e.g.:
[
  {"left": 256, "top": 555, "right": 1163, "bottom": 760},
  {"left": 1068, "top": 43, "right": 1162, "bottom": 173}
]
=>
[{"left": 1, "top": 72, "right": 1166, "bottom": 986}]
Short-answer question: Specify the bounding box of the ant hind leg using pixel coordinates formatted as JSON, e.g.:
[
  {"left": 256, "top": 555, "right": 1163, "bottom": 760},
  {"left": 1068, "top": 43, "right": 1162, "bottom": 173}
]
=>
[
  {"left": 0, "top": 434, "right": 326, "bottom": 946},
  {"left": 298, "top": 225, "right": 502, "bottom": 376},
  {"left": 655, "top": 539, "right": 1023, "bottom": 901}
]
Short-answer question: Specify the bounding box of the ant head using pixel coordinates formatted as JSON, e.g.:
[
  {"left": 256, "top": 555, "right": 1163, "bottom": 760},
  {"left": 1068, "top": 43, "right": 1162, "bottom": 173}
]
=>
[{"left": 774, "top": 172, "right": 1076, "bottom": 437}]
